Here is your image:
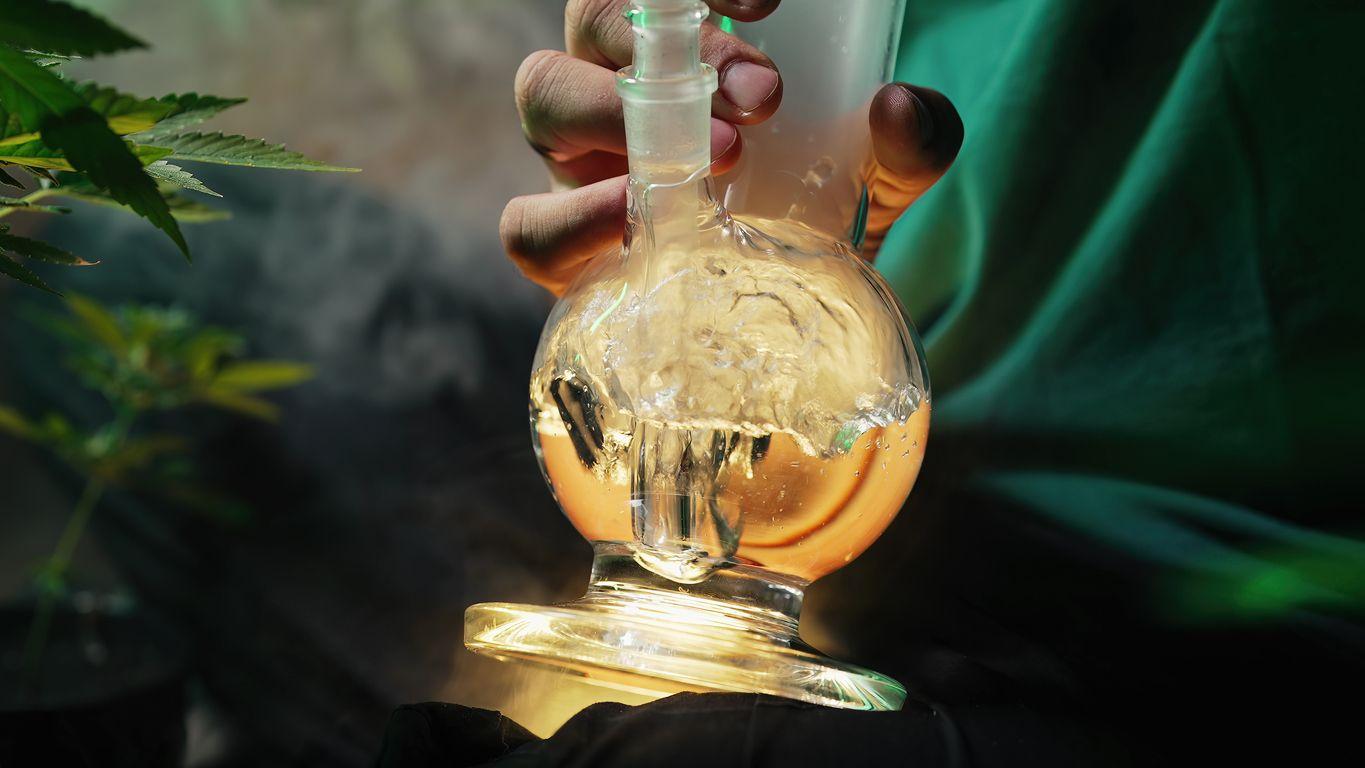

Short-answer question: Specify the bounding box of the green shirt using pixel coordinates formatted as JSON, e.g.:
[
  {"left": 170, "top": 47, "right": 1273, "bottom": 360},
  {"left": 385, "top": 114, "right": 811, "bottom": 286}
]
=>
[
  {"left": 853, "top": 0, "right": 1365, "bottom": 746},
  {"left": 884, "top": 0, "right": 1363, "bottom": 614}
]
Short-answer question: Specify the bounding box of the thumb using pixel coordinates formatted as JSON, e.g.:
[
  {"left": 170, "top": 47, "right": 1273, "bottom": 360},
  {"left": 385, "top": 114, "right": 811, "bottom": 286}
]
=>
[{"left": 863, "top": 83, "right": 964, "bottom": 258}]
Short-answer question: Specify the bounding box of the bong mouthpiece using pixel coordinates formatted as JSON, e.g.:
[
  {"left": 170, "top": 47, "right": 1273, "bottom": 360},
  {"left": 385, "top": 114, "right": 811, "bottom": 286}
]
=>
[{"left": 617, "top": 0, "right": 718, "bottom": 185}]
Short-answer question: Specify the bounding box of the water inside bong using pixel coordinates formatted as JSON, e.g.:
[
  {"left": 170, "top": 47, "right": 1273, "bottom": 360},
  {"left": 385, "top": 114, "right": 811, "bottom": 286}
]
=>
[{"left": 530, "top": 214, "right": 928, "bottom": 583}]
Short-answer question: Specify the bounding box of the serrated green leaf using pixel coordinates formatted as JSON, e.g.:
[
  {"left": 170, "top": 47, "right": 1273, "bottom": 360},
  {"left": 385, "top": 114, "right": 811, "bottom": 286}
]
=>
[
  {"left": 74, "top": 83, "right": 174, "bottom": 135},
  {"left": 0, "top": 252, "right": 56, "bottom": 292},
  {"left": 0, "top": 0, "right": 145, "bottom": 57},
  {"left": 0, "top": 142, "right": 72, "bottom": 170},
  {"left": 145, "top": 160, "right": 219, "bottom": 197},
  {"left": 0, "top": 229, "right": 91, "bottom": 264},
  {"left": 65, "top": 292, "right": 126, "bottom": 352},
  {"left": 195, "top": 387, "right": 279, "bottom": 421},
  {"left": 213, "top": 361, "right": 314, "bottom": 392},
  {"left": 131, "top": 93, "right": 246, "bottom": 141},
  {"left": 0, "top": 137, "right": 171, "bottom": 171},
  {"left": 1, "top": 82, "right": 177, "bottom": 147},
  {"left": 0, "top": 404, "right": 37, "bottom": 440},
  {"left": 154, "top": 131, "right": 359, "bottom": 172},
  {"left": 0, "top": 47, "right": 186, "bottom": 256},
  {"left": 0, "top": 43, "right": 85, "bottom": 130},
  {"left": 25, "top": 51, "right": 76, "bottom": 69},
  {"left": 45, "top": 174, "right": 229, "bottom": 223},
  {"left": 45, "top": 111, "right": 187, "bottom": 254}
]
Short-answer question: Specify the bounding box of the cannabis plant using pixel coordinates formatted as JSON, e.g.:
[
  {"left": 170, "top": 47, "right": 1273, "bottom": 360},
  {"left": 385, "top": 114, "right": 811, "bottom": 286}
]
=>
[
  {"left": 0, "top": 294, "right": 313, "bottom": 680},
  {"left": 0, "top": 0, "right": 356, "bottom": 292}
]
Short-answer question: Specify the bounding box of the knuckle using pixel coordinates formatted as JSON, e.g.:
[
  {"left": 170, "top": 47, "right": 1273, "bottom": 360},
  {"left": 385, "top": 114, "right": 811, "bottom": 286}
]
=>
[
  {"left": 566, "top": 0, "right": 621, "bottom": 45},
  {"left": 699, "top": 25, "right": 748, "bottom": 66},
  {"left": 514, "top": 49, "right": 565, "bottom": 118}
]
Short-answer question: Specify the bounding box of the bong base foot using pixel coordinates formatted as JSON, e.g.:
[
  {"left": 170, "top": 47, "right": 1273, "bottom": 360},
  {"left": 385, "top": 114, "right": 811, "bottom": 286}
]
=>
[{"left": 463, "top": 543, "right": 905, "bottom": 711}]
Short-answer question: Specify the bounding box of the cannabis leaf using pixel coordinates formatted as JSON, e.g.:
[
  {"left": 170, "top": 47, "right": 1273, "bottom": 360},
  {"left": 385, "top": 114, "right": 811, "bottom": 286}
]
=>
[
  {"left": 154, "top": 131, "right": 360, "bottom": 172},
  {"left": 213, "top": 361, "right": 316, "bottom": 392},
  {"left": 0, "top": 46, "right": 187, "bottom": 254},
  {"left": 64, "top": 292, "right": 124, "bottom": 351},
  {"left": 0, "top": 138, "right": 171, "bottom": 170},
  {"left": 144, "top": 161, "right": 219, "bottom": 197},
  {"left": 0, "top": 222, "right": 89, "bottom": 293},
  {"left": 0, "top": 0, "right": 145, "bottom": 57},
  {"left": 0, "top": 249, "right": 55, "bottom": 292},
  {"left": 0, "top": 225, "right": 90, "bottom": 264},
  {"left": 2, "top": 86, "right": 235, "bottom": 149},
  {"left": 49, "top": 173, "right": 230, "bottom": 223},
  {"left": 0, "top": 2, "right": 356, "bottom": 289},
  {"left": 131, "top": 93, "right": 246, "bottom": 141},
  {"left": 1, "top": 293, "right": 314, "bottom": 662}
]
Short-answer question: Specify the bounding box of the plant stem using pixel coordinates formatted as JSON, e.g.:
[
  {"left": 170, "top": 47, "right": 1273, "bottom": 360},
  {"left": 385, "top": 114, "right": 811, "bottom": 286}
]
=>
[
  {"left": 21, "top": 475, "right": 106, "bottom": 693},
  {"left": 50, "top": 476, "right": 108, "bottom": 577},
  {"left": 0, "top": 187, "right": 59, "bottom": 221},
  {"left": 21, "top": 406, "right": 136, "bottom": 696}
]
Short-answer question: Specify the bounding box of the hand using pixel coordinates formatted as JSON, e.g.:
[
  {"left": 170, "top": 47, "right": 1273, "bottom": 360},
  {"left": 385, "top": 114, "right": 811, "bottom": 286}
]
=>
[{"left": 501, "top": 0, "right": 964, "bottom": 295}]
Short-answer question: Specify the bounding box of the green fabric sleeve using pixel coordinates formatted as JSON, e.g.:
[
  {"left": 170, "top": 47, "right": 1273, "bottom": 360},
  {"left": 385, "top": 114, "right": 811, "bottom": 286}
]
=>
[{"left": 881, "top": 0, "right": 1365, "bottom": 623}]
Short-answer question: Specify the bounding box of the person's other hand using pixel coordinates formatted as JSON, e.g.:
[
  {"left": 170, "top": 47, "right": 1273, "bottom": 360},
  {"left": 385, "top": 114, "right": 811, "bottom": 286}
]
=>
[{"left": 502, "top": 0, "right": 964, "bottom": 294}]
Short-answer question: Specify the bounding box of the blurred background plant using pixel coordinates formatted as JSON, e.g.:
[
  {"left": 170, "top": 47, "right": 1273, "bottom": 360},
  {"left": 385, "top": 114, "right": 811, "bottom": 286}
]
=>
[
  {"left": 0, "top": 0, "right": 356, "bottom": 293},
  {"left": 0, "top": 0, "right": 595, "bottom": 763},
  {"left": 0, "top": 292, "right": 312, "bottom": 694}
]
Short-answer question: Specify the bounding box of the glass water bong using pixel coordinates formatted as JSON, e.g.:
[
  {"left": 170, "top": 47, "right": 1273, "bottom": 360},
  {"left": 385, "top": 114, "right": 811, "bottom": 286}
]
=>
[{"left": 466, "top": 0, "right": 926, "bottom": 710}]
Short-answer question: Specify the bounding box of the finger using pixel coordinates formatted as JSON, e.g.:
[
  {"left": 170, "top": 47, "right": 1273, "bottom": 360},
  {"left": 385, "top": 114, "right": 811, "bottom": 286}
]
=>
[
  {"left": 516, "top": 49, "right": 625, "bottom": 163},
  {"left": 518, "top": 48, "right": 749, "bottom": 170},
  {"left": 539, "top": 119, "right": 741, "bottom": 192},
  {"left": 708, "top": 118, "right": 744, "bottom": 175},
  {"left": 502, "top": 176, "right": 629, "bottom": 295},
  {"left": 565, "top": 0, "right": 782, "bottom": 124},
  {"left": 863, "top": 83, "right": 964, "bottom": 258},
  {"left": 870, "top": 84, "right": 963, "bottom": 179},
  {"left": 504, "top": 126, "right": 744, "bottom": 295}
]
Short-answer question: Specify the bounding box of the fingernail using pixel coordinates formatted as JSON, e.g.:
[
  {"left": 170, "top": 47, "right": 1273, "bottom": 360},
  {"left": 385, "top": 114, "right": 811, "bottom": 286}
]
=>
[
  {"left": 901, "top": 84, "right": 936, "bottom": 147},
  {"left": 720, "top": 62, "right": 780, "bottom": 113}
]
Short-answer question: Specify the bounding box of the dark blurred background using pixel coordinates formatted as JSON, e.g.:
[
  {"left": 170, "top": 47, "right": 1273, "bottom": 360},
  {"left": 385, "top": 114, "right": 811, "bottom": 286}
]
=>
[{"left": 1, "top": 1, "right": 585, "bottom": 764}]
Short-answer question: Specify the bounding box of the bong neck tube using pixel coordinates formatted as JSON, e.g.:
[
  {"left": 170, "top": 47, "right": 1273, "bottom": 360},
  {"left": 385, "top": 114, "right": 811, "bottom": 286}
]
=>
[{"left": 616, "top": 0, "right": 717, "bottom": 188}]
